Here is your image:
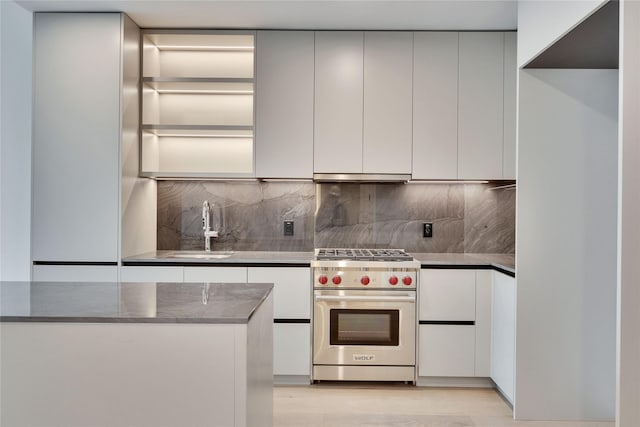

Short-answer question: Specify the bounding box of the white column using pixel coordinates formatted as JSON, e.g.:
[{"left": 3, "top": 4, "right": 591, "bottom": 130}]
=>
[
  {"left": 617, "top": 2, "right": 640, "bottom": 426},
  {"left": 0, "top": 0, "right": 32, "bottom": 280},
  {"left": 516, "top": 69, "right": 617, "bottom": 420}
]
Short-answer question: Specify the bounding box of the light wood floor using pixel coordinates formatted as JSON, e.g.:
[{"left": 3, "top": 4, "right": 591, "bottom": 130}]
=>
[{"left": 274, "top": 383, "right": 615, "bottom": 427}]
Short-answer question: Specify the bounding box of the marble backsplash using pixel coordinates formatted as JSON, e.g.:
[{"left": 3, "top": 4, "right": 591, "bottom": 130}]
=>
[
  {"left": 157, "top": 181, "right": 315, "bottom": 251},
  {"left": 314, "top": 183, "right": 515, "bottom": 253},
  {"left": 157, "top": 181, "right": 515, "bottom": 253}
]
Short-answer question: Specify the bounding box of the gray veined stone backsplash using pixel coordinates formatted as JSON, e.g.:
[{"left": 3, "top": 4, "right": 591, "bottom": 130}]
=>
[
  {"left": 157, "top": 181, "right": 316, "bottom": 251},
  {"left": 157, "top": 181, "right": 515, "bottom": 253}
]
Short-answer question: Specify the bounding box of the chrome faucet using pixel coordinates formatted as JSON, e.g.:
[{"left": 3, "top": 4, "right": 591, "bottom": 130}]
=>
[{"left": 202, "top": 200, "right": 218, "bottom": 252}]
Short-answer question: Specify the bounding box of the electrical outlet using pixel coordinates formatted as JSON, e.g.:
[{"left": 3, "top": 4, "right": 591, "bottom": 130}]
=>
[
  {"left": 423, "top": 222, "right": 433, "bottom": 238},
  {"left": 284, "top": 221, "right": 294, "bottom": 236}
]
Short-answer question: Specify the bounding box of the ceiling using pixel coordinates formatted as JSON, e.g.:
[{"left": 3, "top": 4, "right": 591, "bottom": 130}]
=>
[{"left": 16, "top": 0, "right": 517, "bottom": 30}]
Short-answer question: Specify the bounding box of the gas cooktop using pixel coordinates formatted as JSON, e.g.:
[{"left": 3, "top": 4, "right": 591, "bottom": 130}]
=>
[{"left": 315, "top": 248, "right": 414, "bottom": 262}]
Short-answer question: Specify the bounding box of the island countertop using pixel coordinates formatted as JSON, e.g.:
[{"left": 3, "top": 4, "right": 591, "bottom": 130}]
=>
[{"left": 0, "top": 281, "right": 273, "bottom": 324}]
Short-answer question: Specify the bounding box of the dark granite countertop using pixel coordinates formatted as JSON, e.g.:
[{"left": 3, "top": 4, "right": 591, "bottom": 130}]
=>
[
  {"left": 0, "top": 281, "right": 273, "bottom": 324},
  {"left": 412, "top": 253, "right": 515, "bottom": 275},
  {"left": 122, "top": 250, "right": 514, "bottom": 275},
  {"left": 123, "top": 250, "right": 314, "bottom": 266}
]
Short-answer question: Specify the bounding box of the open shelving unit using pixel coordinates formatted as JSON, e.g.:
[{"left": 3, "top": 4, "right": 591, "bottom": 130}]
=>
[{"left": 141, "top": 31, "right": 255, "bottom": 178}]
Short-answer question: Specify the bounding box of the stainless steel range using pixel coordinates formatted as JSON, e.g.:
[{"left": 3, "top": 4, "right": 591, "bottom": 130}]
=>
[{"left": 311, "top": 248, "right": 419, "bottom": 383}]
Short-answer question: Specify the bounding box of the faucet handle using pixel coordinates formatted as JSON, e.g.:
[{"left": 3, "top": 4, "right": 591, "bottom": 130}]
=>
[{"left": 202, "top": 200, "right": 210, "bottom": 231}]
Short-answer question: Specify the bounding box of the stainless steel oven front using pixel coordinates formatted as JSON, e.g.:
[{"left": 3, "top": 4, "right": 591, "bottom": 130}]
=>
[{"left": 313, "top": 288, "right": 416, "bottom": 382}]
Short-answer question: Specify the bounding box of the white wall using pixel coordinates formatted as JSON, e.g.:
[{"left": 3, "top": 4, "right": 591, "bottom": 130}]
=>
[
  {"left": 617, "top": 2, "right": 640, "bottom": 426},
  {"left": 516, "top": 69, "right": 618, "bottom": 420},
  {"left": 0, "top": 1, "right": 32, "bottom": 280},
  {"left": 517, "top": 0, "right": 608, "bottom": 67}
]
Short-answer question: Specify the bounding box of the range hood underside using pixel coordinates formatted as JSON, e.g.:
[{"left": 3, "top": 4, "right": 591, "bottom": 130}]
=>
[{"left": 313, "top": 173, "right": 412, "bottom": 183}]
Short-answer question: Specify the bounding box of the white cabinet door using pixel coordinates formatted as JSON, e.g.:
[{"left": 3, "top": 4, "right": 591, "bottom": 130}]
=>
[
  {"left": 419, "top": 269, "right": 476, "bottom": 321},
  {"left": 491, "top": 271, "right": 516, "bottom": 403},
  {"left": 475, "top": 270, "right": 492, "bottom": 377},
  {"left": 314, "top": 31, "right": 364, "bottom": 173},
  {"left": 458, "top": 32, "right": 505, "bottom": 180},
  {"left": 32, "top": 265, "right": 118, "bottom": 282},
  {"left": 503, "top": 32, "right": 517, "bottom": 180},
  {"left": 247, "top": 267, "right": 311, "bottom": 319},
  {"left": 363, "top": 32, "right": 413, "bottom": 174},
  {"left": 412, "top": 32, "right": 459, "bottom": 179},
  {"left": 32, "top": 13, "right": 121, "bottom": 262},
  {"left": 419, "top": 324, "right": 476, "bottom": 377},
  {"left": 256, "top": 31, "right": 314, "bottom": 178},
  {"left": 274, "top": 323, "right": 311, "bottom": 376},
  {"left": 183, "top": 267, "right": 247, "bottom": 283},
  {"left": 120, "top": 266, "right": 184, "bottom": 282}
]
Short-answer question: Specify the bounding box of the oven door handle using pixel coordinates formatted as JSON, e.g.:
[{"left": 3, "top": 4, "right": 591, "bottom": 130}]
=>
[{"left": 314, "top": 295, "right": 415, "bottom": 303}]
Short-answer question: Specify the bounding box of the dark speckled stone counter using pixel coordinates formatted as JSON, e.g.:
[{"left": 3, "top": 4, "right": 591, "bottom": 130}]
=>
[
  {"left": 411, "top": 252, "right": 515, "bottom": 275},
  {"left": 123, "top": 250, "right": 313, "bottom": 266},
  {"left": 0, "top": 281, "right": 273, "bottom": 324},
  {"left": 122, "top": 250, "right": 514, "bottom": 274}
]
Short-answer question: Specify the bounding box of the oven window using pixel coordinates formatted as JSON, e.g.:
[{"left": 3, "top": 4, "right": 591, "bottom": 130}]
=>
[{"left": 329, "top": 309, "right": 399, "bottom": 346}]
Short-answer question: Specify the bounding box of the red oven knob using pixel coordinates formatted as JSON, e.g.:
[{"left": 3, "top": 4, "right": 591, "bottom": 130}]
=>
[
  {"left": 332, "top": 276, "right": 342, "bottom": 285},
  {"left": 389, "top": 275, "right": 399, "bottom": 286},
  {"left": 402, "top": 276, "right": 413, "bottom": 286},
  {"left": 361, "top": 276, "right": 370, "bottom": 286},
  {"left": 318, "top": 275, "right": 328, "bottom": 285}
]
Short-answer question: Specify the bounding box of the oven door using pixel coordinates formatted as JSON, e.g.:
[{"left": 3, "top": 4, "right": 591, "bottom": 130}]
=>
[{"left": 313, "top": 289, "right": 416, "bottom": 366}]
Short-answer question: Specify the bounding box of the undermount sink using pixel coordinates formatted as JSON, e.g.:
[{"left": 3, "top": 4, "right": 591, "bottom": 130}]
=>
[{"left": 165, "top": 251, "right": 234, "bottom": 260}]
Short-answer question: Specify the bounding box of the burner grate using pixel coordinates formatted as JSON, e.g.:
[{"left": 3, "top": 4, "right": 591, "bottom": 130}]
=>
[{"left": 315, "top": 248, "right": 413, "bottom": 261}]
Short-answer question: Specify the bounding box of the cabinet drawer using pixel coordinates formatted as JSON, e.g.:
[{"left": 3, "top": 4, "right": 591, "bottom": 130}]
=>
[
  {"left": 419, "top": 269, "right": 476, "bottom": 321},
  {"left": 32, "top": 265, "right": 118, "bottom": 282},
  {"left": 248, "top": 267, "right": 311, "bottom": 319},
  {"left": 120, "top": 266, "right": 183, "bottom": 282},
  {"left": 274, "top": 323, "right": 310, "bottom": 376},
  {"left": 183, "top": 267, "right": 247, "bottom": 283},
  {"left": 418, "top": 324, "right": 475, "bottom": 377}
]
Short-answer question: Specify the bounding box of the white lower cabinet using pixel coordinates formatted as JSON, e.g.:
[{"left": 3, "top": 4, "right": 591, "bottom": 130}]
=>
[
  {"left": 419, "top": 324, "right": 476, "bottom": 377},
  {"left": 183, "top": 266, "right": 247, "bottom": 283},
  {"left": 248, "top": 267, "right": 311, "bottom": 378},
  {"left": 475, "top": 271, "right": 492, "bottom": 377},
  {"left": 32, "top": 265, "right": 118, "bottom": 282},
  {"left": 118, "top": 264, "right": 312, "bottom": 379},
  {"left": 418, "top": 268, "right": 492, "bottom": 379},
  {"left": 419, "top": 269, "right": 476, "bottom": 320},
  {"left": 491, "top": 271, "right": 516, "bottom": 403},
  {"left": 274, "top": 323, "right": 311, "bottom": 376},
  {"left": 247, "top": 267, "right": 310, "bottom": 319},
  {"left": 120, "top": 266, "right": 184, "bottom": 282}
]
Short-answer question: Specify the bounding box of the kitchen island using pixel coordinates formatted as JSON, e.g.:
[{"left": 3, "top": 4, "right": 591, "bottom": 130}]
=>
[{"left": 0, "top": 281, "right": 273, "bottom": 427}]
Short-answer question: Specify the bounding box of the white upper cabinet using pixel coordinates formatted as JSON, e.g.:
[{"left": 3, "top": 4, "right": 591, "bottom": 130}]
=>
[
  {"left": 412, "top": 32, "right": 459, "bottom": 180},
  {"left": 255, "top": 31, "right": 314, "bottom": 179},
  {"left": 503, "top": 32, "right": 517, "bottom": 180},
  {"left": 314, "top": 31, "right": 364, "bottom": 173},
  {"left": 314, "top": 31, "right": 413, "bottom": 175},
  {"left": 458, "top": 32, "right": 505, "bottom": 180},
  {"left": 32, "top": 13, "right": 123, "bottom": 262},
  {"left": 363, "top": 32, "right": 413, "bottom": 174},
  {"left": 413, "top": 31, "right": 515, "bottom": 180}
]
